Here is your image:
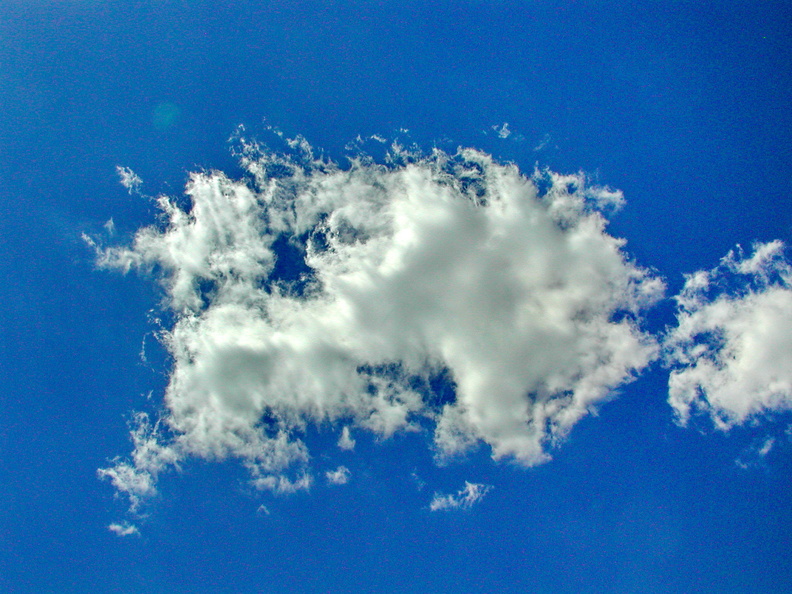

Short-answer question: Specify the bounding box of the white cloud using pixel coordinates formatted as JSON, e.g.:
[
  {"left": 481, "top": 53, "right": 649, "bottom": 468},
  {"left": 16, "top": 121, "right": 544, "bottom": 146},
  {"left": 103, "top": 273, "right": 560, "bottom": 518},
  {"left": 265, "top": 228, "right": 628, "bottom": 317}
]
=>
[
  {"left": 116, "top": 166, "right": 142, "bottom": 193},
  {"left": 108, "top": 522, "right": 139, "bottom": 537},
  {"left": 104, "top": 218, "right": 116, "bottom": 236},
  {"left": 251, "top": 473, "right": 312, "bottom": 494},
  {"left": 93, "top": 136, "right": 663, "bottom": 510},
  {"left": 326, "top": 466, "right": 351, "bottom": 485},
  {"left": 430, "top": 481, "right": 492, "bottom": 511},
  {"left": 492, "top": 122, "right": 511, "bottom": 139},
  {"left": 665, "top": 241, "right": 792, "bottom": 429},
  {"left": 338, "top": 426, "right": 356, "bottom": 450},
  {"left": 97, "top": 413, "right": 180, "bottom": 511}
]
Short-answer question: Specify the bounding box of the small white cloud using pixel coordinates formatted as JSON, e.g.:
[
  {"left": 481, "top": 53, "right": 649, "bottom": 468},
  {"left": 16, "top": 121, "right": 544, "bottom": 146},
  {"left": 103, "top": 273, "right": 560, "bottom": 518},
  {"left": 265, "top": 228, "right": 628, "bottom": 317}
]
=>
[
  {"left": 665, "top": 241, "right": 792, "bottom": 428},
  {"left": 251, "top": 473, "right": 312, "bottom": 494},
  {"left": 256, "top": 504, "right": 271, "bottom": 516},
  {"left": 116, "top": 166, "right": 142, "bottom": 193},
  {"left": 326, "top": 466, "right": 351, "bottom": 485},
  {"left": 338, "top": 426, "right": 356, "bottom": 451},
  {"left": 759, "top": 437, "right": 775, "bottom": 456},
  {"left": 491, "top": 122, "right": 511, "bottom": 138},
  {"left": 104, "top": 218, "right": 116, "bottom": 236},
  {"left": 108, "top": 522, "right": 139, "bottom": 537},
  {"left": 430, "top": 481, "right": 492, "bottom": 512}
]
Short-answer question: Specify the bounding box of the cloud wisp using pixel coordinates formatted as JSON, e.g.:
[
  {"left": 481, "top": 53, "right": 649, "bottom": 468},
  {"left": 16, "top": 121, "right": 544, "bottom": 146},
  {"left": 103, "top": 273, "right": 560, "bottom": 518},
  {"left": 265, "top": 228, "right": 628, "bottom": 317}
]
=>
[
  {"left": 88, "top": 131, "right": 792, "bottom": 513},
  {"left": 430, "top": 481, "right": 493, "bottom": 512},
  {"left": 734, "top": 436, "right": 775, "bottom": 470}
]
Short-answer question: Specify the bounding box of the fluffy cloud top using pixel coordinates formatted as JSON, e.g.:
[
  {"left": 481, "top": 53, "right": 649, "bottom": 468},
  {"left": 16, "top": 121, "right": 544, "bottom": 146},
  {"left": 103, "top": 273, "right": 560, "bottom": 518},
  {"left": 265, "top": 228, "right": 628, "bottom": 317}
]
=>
[
  {"left": 665, "top": 241, "right": 792, "bottom": 429},
  {"left": 430, "top": 481, "right": 492, "bottom": 511},
  {"left": 91, "top": 136, "right": 664, "bottom": 510}
]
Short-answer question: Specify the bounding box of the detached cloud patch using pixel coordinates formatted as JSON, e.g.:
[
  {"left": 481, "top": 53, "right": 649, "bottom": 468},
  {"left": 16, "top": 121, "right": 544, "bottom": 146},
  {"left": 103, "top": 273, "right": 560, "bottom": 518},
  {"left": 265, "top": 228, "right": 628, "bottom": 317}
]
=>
[
  {"left": 337, "top": 426, "right": 356, "bottom": 451},
  {"left": 108, "top": 522, "right": 139, "bottom": 537},
  {"left": 116, "top": 166, "right": 142, "bottom": 193},
  {"left": 326, "top": 466, "right": 351, "bottom": 485},
  {"left": 88, "top": 131, "right": 789, "bottom": 512},
  {"left": 665, "top": 241, "right": 792, "bottom": 429},
  {"left": 430, "top": 481, "right": 492, "bottom": 512}
]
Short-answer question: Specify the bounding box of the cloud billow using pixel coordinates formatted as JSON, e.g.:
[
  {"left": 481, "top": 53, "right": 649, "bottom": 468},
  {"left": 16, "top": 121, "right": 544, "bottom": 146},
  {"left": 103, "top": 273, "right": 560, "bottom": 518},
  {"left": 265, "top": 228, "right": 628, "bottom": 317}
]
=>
[{"left": 91, "top": 132, "right": 735, "bottom": 511}]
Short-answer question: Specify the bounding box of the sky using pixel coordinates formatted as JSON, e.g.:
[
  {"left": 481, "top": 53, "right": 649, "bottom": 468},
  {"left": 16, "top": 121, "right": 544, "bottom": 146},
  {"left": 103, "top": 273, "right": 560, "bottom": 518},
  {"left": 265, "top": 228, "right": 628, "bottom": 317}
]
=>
[{"left": 1, "top": 1, "right": 792, "bottom": 592}]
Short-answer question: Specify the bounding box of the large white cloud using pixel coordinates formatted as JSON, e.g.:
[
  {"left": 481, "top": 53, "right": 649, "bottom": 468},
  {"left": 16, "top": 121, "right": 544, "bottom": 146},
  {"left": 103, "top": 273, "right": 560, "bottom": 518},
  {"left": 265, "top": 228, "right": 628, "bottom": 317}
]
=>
[
  {"left": 665, "top": 241, "right": 792, "bottom": 429},
  {"left": 91, "top": 135, "right": 664, "bottom": 509}
]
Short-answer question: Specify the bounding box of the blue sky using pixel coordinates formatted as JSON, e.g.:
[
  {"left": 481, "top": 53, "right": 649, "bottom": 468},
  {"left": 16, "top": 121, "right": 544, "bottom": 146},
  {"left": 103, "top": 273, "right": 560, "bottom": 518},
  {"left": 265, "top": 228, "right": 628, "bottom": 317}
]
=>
[{"left": 2, "top": 1, "right": 792, "bottom": 592}]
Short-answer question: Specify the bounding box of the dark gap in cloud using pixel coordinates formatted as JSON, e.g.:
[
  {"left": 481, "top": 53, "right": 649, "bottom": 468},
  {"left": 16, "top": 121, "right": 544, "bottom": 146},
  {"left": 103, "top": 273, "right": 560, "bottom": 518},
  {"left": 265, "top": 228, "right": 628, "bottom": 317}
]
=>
[
  {"left": 195, "top": 277, "right": 216, "bottom": 308},
  {"left": 269, "top": 235, "right": 314, "bottom": 296},
  {"left": 258, "top": 408, "right": 282, "bottom": 437},
  {"left": 427, "top": 368, "right": 458, "bottom": 409},
  {"left": 305, "top": 213, "right": 330, "bottom": 255},
  {"left": 532, "top": 170, "right": 554, "bottom": 197},
  {"left": 355, "top": 363, "right": 459, "bottom": 410},
  {"left": 356, "top": 362, "right": 403, "bottom": 377}
]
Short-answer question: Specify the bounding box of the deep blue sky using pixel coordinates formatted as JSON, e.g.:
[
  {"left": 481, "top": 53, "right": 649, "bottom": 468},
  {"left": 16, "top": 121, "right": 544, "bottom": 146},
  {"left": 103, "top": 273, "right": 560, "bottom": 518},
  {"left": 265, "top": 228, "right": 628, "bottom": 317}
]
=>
[{"left": 2, "top": 1, "right": 792, "bottom": 592}]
